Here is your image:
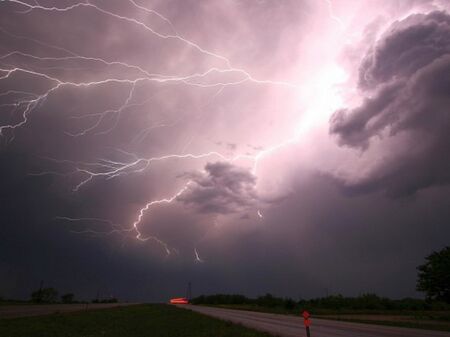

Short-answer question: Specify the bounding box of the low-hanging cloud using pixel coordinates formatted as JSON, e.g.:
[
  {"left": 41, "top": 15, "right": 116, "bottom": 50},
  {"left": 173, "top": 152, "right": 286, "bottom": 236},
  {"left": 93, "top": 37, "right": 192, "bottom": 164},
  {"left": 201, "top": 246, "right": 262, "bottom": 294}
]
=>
[
  {"left": 177, "top": 162, "right": 258, "bottom": 214},
  {"left": 330, "top": 11, "right": 450, "bottom": 196}
]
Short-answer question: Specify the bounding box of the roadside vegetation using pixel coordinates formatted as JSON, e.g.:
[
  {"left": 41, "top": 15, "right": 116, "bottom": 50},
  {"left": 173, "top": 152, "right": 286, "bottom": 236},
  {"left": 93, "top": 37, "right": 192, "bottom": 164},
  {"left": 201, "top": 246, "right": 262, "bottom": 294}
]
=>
[
  {"left": 192, "top": 294, "right": 450, "bottom": 331},
  {"left": 192, "top": 246, "right": 450, "bottom": 331},
  {"left": 0, "top": 304, "right": 273, "bottom": 337},
  {"left": 1, "top": 287, "right": 118, "bottom": 305},
  {"left": 192, "top": 292, "right": 450, "bottom": 313}
]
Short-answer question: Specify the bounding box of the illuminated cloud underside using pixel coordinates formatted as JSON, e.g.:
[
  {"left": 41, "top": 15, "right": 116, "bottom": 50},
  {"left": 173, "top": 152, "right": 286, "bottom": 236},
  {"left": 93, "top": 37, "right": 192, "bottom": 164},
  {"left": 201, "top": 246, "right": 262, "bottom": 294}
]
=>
[{"left": 0, "top": 0, "right": 449, "bottom": 269}]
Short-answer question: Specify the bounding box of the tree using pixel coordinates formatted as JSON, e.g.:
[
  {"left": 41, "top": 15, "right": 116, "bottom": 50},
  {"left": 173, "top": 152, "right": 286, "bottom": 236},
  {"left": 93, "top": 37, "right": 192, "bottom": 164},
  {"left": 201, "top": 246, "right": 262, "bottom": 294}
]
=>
[
  {"left": 31, "top": 287, "right": 58, "bottom": 303},
  {"left": 417, "top": 246, "right": 450, "bottom": 303},
  {"left": 284, "top": 298, "right": 296, "bottom": 310},
  {"left": 61, "top": 293, "right": 75, "bottom": 304}
]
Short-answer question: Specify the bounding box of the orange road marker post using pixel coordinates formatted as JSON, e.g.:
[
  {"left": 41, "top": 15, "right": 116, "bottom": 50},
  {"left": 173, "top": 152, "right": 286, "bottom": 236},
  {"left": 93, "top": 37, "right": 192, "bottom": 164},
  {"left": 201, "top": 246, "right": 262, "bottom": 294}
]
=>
[{"left": 302, "top": 310, "right": 311, "bottom": 337}]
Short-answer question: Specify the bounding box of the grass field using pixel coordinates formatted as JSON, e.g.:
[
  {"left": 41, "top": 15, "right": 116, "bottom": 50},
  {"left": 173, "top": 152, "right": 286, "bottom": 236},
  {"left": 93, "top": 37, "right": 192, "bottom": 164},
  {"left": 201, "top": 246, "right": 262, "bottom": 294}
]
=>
[
  {"left": 0, "top": 304, "right": 273, "bottom": 337},
  {"left": 317, "top": 314, "right": 450, "bottom": 332},
  {"left": 206, "top": 304, "right": 450, "bottom": 332}
]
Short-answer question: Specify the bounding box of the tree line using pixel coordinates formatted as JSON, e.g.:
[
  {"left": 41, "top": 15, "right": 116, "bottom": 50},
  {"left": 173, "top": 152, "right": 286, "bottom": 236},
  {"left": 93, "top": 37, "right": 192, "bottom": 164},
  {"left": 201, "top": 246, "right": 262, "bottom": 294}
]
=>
[
  {"left": 29, "top": 287, "right": 118, "bottom": 304},
  {"left": 193, "top": 246, "right": 450, "bottom": 311},
  {"left": 191, "top": 293, "right": 450, "bottom": 311}
]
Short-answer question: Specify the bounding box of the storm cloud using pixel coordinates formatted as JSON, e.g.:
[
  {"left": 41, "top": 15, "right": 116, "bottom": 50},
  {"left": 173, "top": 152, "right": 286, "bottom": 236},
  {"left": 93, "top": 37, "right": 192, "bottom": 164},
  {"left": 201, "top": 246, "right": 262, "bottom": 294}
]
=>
[
  {"left": 0, "top": 0, "right": 449, "bottom": 303},
  {"left": 178, "top": 162, "right": 258, "bottom": 214},
  {"left": 330, "top": 11, "right": 450, "bottom": 196}
]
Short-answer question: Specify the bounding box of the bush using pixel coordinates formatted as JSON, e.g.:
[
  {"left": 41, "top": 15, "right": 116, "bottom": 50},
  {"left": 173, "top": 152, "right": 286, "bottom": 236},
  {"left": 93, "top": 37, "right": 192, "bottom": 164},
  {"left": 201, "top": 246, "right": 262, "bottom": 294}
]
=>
[
  {"left": 284, "top": 298, "right": 296, "bottom": 310},
  {"left": 61, "top": 293, "right": 75, "bottom": 304},
  {"left": 31, "top": 287, "right": 58, "bottom": 303}
]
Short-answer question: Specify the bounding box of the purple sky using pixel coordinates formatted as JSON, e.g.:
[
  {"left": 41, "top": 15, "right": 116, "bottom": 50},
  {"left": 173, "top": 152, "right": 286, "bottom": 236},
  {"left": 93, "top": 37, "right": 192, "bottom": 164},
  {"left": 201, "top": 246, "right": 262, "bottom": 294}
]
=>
[{"left": 0, "top": 0, "right": 449, "bottom": 302}]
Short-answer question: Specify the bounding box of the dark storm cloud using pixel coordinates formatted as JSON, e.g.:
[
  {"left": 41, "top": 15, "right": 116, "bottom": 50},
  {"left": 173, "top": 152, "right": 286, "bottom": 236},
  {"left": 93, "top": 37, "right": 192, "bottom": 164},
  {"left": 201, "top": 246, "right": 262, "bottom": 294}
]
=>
[
  {"left": 358, "top": 11, "right": 450, "bottom": 89},
  {"left": 194, "top": 169, "right": 450, "bottom": 299},
  {"left": 178, "top": 162, "right": 258, "bottom": 214},
  {"left": 1, "top": 0, "right": 449, "bottom": 304},
  {"left": 2, "top": 0, "right": 303, "bottom": 301},
  {"left": 330, "top": 11, "right": 450, "bottom": 196}
]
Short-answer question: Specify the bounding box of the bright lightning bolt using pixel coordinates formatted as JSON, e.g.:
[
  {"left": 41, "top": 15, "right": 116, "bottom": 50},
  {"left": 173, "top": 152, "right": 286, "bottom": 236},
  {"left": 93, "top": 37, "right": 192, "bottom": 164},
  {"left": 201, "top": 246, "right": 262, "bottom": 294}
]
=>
[
  {"left": 0, "top": 0, "right": 345, "bottom": 258},
  {"left": 130, "top": 182, "right": 192, "bottom": 255},
  {"left": 194, "top": 248, "right": 204, "bottom": 263},
  {"left": 0, "top": 0, "right": 300, "bottom": 138},
  {"left": 257, "top": 210, "right": 264, "bottom": 219}
]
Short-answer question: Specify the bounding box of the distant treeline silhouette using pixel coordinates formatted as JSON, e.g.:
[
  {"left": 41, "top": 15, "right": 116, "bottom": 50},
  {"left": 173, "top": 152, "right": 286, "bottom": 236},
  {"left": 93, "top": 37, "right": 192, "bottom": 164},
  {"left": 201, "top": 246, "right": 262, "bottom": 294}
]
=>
[
  {"left": 26, "top": 287, "right": 118, "bottom": 304},
  {"left": 192, "top": 293, "right": 450, "bottom": 311},
  {"left": 0, "top": 287, "right": 121, "bottom": 305}
]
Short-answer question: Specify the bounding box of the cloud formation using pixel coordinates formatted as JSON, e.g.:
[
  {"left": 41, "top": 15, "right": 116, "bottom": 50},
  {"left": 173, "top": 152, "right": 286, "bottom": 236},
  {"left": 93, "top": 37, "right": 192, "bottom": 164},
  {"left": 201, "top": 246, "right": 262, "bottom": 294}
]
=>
[
  {"left": 330, "top": 11, "right": 450, "bottom": 195},
  {"left": 178, "top": 162, "right": 258, "bottom": 214},
  {"left": 0, "top": 0, "right": 449, "bottom": 303}
]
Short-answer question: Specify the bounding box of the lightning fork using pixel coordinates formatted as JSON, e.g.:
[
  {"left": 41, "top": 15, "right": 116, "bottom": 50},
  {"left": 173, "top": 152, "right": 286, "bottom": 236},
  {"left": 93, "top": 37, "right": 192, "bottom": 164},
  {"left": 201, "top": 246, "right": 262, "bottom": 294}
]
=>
[{"left": 0, "top": 0, "right": 308, "bottom": 258}]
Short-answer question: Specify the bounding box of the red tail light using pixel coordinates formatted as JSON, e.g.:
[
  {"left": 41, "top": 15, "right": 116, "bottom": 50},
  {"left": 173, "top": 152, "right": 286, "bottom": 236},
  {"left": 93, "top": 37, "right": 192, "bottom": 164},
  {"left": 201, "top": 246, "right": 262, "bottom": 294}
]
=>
[{"left": 170, "top": 297, "right": 189, "bottom": 304}]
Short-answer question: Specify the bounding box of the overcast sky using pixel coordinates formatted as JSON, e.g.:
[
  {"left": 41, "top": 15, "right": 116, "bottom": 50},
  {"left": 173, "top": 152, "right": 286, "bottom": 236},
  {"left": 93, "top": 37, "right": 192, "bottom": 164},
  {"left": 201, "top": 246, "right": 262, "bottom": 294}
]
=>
[{"left": 0, "top": 0, "right": 449, "bottom": 302}]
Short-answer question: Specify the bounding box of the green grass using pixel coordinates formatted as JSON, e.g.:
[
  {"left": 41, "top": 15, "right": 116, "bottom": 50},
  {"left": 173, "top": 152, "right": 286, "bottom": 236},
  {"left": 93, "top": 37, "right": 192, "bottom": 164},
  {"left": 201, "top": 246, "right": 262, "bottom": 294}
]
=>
[
  {"left": 0, "top": 304, "right": 274, "bottom": 337},
  {"left": 325, "top": 317, "right": 450, "bottom": 332}
]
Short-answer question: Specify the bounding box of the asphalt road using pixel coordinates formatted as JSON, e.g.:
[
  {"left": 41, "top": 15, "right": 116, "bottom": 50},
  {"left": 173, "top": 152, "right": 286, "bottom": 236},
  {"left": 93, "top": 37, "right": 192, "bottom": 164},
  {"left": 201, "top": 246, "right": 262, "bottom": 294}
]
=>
[
  {"left": 0, "top": 303, "right": 137, "bottom": 319},
  {"left": 182, "top": 305, "right": 450, "bottom": 337}
]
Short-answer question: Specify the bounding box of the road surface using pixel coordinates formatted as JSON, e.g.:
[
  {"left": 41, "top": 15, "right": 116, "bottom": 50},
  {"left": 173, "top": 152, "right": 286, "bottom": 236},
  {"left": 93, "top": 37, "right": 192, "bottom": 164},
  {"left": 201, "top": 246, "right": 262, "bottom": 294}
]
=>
[
  {"left": 0, "top": 303, "right": 137, "bottom": 319},
  {"left": 182, "top": 305, "right": 450, "bottom": 337}
]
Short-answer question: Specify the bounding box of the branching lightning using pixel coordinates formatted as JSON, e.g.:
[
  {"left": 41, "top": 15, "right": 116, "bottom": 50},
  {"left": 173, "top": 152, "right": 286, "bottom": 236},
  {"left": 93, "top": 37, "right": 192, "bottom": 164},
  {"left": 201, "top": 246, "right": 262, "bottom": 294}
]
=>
[{"left": 0, "top": 0, "right": 341, "bottom": 260}]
